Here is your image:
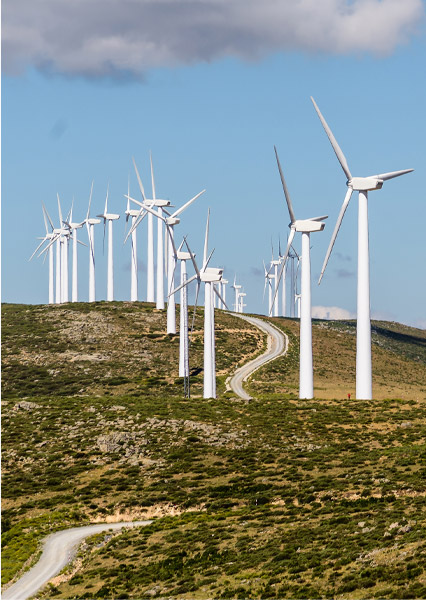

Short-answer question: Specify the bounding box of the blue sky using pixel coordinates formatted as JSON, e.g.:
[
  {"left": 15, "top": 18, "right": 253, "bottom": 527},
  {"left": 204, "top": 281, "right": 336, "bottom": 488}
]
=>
[{"left": 2, "top": 0, "right": 426, "bottom": 328}]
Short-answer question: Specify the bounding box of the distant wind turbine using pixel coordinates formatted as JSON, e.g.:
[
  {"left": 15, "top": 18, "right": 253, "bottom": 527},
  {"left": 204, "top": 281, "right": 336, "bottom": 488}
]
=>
[{"left": 97, "top": 186, "right": 120, "bottom": 301}]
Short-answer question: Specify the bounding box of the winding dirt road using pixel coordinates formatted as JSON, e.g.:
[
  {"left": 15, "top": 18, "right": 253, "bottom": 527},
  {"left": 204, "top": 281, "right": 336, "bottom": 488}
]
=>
[
  {"left": 226, "top": 314, "right": 289, "bottom": 399},
  {"left": 2, "top": 520, "right": 153, "bottom": 600}
]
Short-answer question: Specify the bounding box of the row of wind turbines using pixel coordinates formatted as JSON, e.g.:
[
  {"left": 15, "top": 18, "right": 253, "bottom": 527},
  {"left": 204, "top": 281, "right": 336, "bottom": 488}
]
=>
[
  {"left": 31, "top": 156, "right": 248, "bottom": 399},
  {"left": 31, "top": 97, "right": 413, "bottom": 402}
]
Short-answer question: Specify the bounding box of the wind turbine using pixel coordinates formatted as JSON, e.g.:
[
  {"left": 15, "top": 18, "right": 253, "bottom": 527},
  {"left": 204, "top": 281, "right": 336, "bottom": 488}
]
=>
[
  {"left": 174, "top": 239, "right": 193, "bottom": 382},
  {"left": 272, "top": 146, "right": 327, "bottom": 399},
  {"left": 128, "top": 188, "right": 206, "bottom": 334},
  {"left": 83, "top": 183, "right": 100, "bottom": 302},
  {"left": 29, "top": 203, "right": 56, "bottom": 304},
  {"left": 169, "top": 210, "right": 226, "bottom": 398},
  {"left": 124, "top": 179, "right": 141, "bottom": 302},
  {"left": 97, "top": 186, "right": 120, "bottom": 301},
  {"left": 232, "top": 276, "right": 242, "bottom": 313},
  {"left": 127, "top": 156, "right": 172, "bottom": 308},
  {"left": 63, "top": 200, "right": 86, "bottom": 303},
  {"left": 311, "top": 97, "right": 413, "bottom": 400},
  {"left": 263, "top": 263, "right": 274, "bottom": 316},
  {"left": 238, "top": 292, "right": 247, "bottom": 313},
  {"left": 270, "top": 243, "right": 280, "bottom": 317}
]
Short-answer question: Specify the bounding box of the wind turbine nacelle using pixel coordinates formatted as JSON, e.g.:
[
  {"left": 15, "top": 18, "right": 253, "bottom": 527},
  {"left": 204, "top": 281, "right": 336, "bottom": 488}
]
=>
[
  {"left": 126, "top": 209, "right": 141, "bottom": 217},
  {"left": 202, "top": 273, "right": 222, "bottom": 282},
  {"left": 177, "top": 251, "right": 192, "bottom": 260},
  {"left": 166, "top": 217, "right": 180, "bottom": 226},
  {"left": 153, "top": 199, "right": 171, "bottom": 207},
  {"left": 294, "top": 220, "right": 325, "bottom": 233},
  {"left": 105, "top": 214, "right": 120, "bottom": 220},
  {"left": 349, "top": 177, "right": 383, "bottom": 191},
  {"left": 88, "top": 218, "right": 101, "bottom": 225}
]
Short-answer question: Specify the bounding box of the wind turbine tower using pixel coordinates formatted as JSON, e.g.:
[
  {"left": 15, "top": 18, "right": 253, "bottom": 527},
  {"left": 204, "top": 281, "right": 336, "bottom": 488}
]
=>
[{"left": 311, "top": 97, "right": 413, "bottom": 400}]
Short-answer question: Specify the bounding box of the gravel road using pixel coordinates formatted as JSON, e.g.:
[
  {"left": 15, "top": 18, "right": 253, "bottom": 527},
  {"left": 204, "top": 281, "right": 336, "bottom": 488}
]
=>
[
  {"left": 2, "top": 520, "right": 153, "bottom": 600},
  {"left": 226, "top": 314, "right": 288, "bottom": 399}
]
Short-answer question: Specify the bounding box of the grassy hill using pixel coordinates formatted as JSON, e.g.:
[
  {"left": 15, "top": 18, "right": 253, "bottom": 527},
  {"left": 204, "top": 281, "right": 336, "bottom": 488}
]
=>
[{"left": 2, "top": 302, "right": 426, "bottom": 599}]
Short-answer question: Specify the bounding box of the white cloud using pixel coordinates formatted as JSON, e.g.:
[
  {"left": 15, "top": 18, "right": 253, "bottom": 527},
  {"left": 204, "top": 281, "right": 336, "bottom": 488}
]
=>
[
  {"left": 2, "top": 0, "right": 423, "bottom": 79},
  {"left": 312, "top": 305, "right": 356, "bottom": 320}
]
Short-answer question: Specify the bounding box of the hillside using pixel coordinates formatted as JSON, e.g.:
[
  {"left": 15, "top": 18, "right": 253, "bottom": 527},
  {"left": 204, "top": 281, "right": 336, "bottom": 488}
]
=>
[{"left": 2, "top": 302, "right": 426, "bottom": 599}]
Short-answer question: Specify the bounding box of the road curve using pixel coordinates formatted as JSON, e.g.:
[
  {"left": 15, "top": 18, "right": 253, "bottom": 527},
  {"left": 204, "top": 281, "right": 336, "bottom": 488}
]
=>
[
  {"left": 226, "top": 314, "right": 288, "bottom": 400},
  {"left": 2, "top": 520, "right": 153, "bottom": 600}
]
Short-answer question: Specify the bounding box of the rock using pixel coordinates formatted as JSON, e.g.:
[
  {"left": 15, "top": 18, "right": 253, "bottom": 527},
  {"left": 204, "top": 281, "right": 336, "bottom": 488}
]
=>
[{"left": 13, "top": 401, "right": 40, "bottom": 412}]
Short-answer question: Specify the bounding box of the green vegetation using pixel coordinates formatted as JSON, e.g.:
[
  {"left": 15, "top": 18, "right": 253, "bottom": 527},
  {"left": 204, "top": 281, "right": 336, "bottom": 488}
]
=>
[{"left": 2, "top": 302, "right": 426, "bottom": 598}]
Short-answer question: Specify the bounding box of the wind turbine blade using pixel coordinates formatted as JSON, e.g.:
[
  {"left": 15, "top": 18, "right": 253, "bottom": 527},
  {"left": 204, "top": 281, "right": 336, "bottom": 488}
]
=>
[
  {"left": 270, "top": 229, "right": 295, "bottom": 313},
  {"left": 214, "top": 285, "right": 228, "bottom": 310},
  {"left": 143, "top": 202, "right": 165, "bottom": 221},
  {"left": 318, "top": 187, "right": 353, "bottom": 284},
  {"left": 177, "top": 238, "right": 185, "bottom": 253},
  {"left": 203, "top": 208, "right": 210, "bottom": 266},
  {"left": 310, "top": 215, "right": 328, "bottom": 222},
  {"left": 124, "top": 210, "right": 147, "bottom": 244},
  {"left": 68, "top": 198, "right": 74, "bottom": 226},
  {"left": 41, "top": 204, "right": 49, "bottom": 235},
  {"left": 171, "top": 190, "right": 206, "bottom": 219},
  {"left": 132, "top": 157, "right": 147, "bottom": 202},
  {"left": 150, "top": 152, "right": 156, "bottom": 200},
  {"left": 290, "top": 243, "right": 299, "bottom": 259},
  {"left": 42, "top": 202, "right": 55, "bottom": 231},
  {"left": 104, "top": 185, "right": 109, "bottom": 215},
  {"left": 103, "top": 219, "right": 106, "bottom": 254},
  {"left": 38, "top": 233, "right": 59, "bottom": 257},
  {"left": 202, "top": 248, "right": 215, "bottom": 272},
  {"left": 168, "top": 273, "right": 198, "bottom": 297},
  {"left": 166, "top": 225, "right": 177, "bottom": 258},
  {"left": 375, "top": 169, "right": 414, "bottom": 181},
  {"left": 77, "top": 239, "right": 88, "bottom": 247},
  {"left": 274, "top": 146, "right": 296, "bottom": 224},
  {"left": 311, "top": 97, "right": 352, "bottom": 181},
  {"left": 29, "top": 237, "right": 48, "bottom": 261},
  {"left": 125, "top": 193, "right": 144, "bottom": 208},
  {"left": 189, "top": 280, "right": 201, "bottom": 345},
  {"left": 86, "top": 181, "right": 94, "bottom": 221},
  {"left": 184, "top": 239, "right": 201, "bottom": 279},
  {"left": 57, "top": 193, "right": 63, "bottom": 227},
  {"left": 125, "top": 178, "right": 130, "bottom": 226},
  {"left": 86, "top": 222, "right": 95, "bottom": 265}
]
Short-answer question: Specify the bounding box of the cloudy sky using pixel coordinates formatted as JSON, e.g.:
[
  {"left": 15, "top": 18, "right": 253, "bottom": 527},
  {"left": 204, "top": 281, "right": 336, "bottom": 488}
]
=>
[{"left": 2, "top": 0, "right": 426, "bottom": 326}]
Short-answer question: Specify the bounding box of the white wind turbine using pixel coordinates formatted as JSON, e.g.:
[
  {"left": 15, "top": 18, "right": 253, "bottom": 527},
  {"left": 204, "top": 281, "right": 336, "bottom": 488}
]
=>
[
  {"left": 311, "top": 97, "right": 413, "bottom": 400},
  {"left": 263, "top": 263, "right": 274, "bottom": 316},
  {"left": 128, "top": 188, "right": 206, "bottom": 334},
  {"left": 174, "top": 239, "right": 193, "bottom": 382},
  {"left": 29, "top": 203, "right": 56, "bottom": 304},
  {"left": 124, "top": 178, "right": 141, "bottom": 302},
  {"left": 238, "top": 292, "right": 247, "bottom": 313},
  {"left": 56, "top": 194, "right": 71, "bottom": 303},
  {"left": 83, "top": 183, "right": 100, "bottom": 302},
  {"left": 232, "top": 276, "right": 242, "bottom": 313},
  {"left": 127, "top": 156, "right": 172, "bottom": 308},
  {"left": 97, "top": 187, "right": 120, "bottom": 301},
  {"left": 169, "top": 210, "right": 226, "bottom": 399},
  {"left": 272, "top": 146, "right": 327, "bottom": 399},
  {"left": 63, "top": 201, "right": 86, "bottom": 303},
  {"left": 270, "top": 244, "right": 280, "bottom": 317}
]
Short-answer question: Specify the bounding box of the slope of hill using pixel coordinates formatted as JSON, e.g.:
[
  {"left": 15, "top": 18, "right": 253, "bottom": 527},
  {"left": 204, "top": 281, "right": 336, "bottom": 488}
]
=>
[{"left": 2, "top": 302, "right": 426, "bottom": 599}]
